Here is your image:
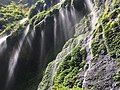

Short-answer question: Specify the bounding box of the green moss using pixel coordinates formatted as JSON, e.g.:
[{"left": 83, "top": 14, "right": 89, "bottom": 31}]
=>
[
  {"left": 0, "top": 2, "right": 28, "bottom": 35},
  {"left": 112, "top": 0, "right": 120, "bottom": 8},
  {"left": 91, "top": 1, "right": 120, "bottom": 58},
  {"left": 52, "top": 84, "right": 83, "bottom": 90},
  {"left": 91, "top": 29, "right": 107, "bottom": 56},
  {"left": 38, "top": 0, "right": 120, "bottom": 90},
  {"left": 113, "top": 73, "right": 120, "bottom": 81},
  {"left": 53, "top": 46, "right": 86, "bottom": 89},
  {"left": 38, "top": 61, "right": 57, "bottom": 90},
  {"left": 113, "top": 64, "right": 120, "bottom": 85},
  {"left": 29, "top": 0, "right": 74, "bottom": 28}
]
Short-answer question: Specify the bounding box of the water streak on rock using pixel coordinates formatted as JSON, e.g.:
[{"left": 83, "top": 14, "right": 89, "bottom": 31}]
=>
[
  {"left": 6, "top": 25, "right": 29, "bottom": 86},
  {"left": 54, "top": 16, "right": 57, "bottom": 50},
  {"left": 40, "top": 30, "right": 45, "bottom": 59},
  {"left": 82, "top": 0, "right": 98, "bottom": 87}
]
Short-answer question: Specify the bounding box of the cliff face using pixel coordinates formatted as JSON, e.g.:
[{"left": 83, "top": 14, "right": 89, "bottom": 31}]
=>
[
  {"left": 38, "top": 0, "right": 120, "bottom": 90},
  {"left": 0, "top": 0, "right": 120, "bottom": 90},
  {"left": 0, "top": 0, "right": 87, "bottom": 90},
  {"left": 83, "top": 1, "right": 120, "bottom": 89}
]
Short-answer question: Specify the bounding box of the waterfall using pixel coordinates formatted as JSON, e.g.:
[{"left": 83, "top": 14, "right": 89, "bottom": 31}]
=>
[
  {"left": 54, "top": 16, "right": 57, "bottom": 50},
  {"left": 0, "top": 33, "right": 12, "bottom": 54},
  {"left": 85, "top": 0, "right": 97, "bottom": 28},
  {"left": 53, "top": 6, "right": 77, "bottom": 51},
  {"left": 59, "top": 7, "right": 76, "bottom": 41},
  {"left": 40, "top": 30, "right": 45, "bottom": 59},
  {"left": 82, "top": 0, "right": 98, "bottom": 88},
  {"left": 70, "top": 6, "right": 77, "bottom": 25},
  {"left": 0, "top": 36, "right": 8, "bottom": 45},
  {"left": 38, "top": 5, "right": 79, "bottom": 89},
  {"left": 0, "top": 36, "right": 8, "bottom": 54},
  {"left": 65, "top": 8, "right": 73, "bottom": 37},
  {"left": 27, "top": 30, "right": 35, "bottom": 48},
  {"left": 52, "top": 5, "right": 78, "bottom": 81},
  {"left": 59, "top": 8, "right": 68, "bottom": 40},
  {"left": 6, "top": 25, "right": 29, "bottom": 87}
]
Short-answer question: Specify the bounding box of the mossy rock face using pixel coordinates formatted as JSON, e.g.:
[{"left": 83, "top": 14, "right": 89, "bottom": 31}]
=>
[
  {"left": 4, "top": 0, "right": 119, "bottom": 90},
  {"left": 104, "top": 9, "right": 120, "bottom": 58},
  {"left": 38, "top": 32, "right": 87, "bottom": 90},
  {"left": 37, "top": 1, "right": 91, "bottom": 88},
  {"left": 0, "top": 2, "right": 28, "bottom": 35},
  {"left": 91, "top": 24, "right": 108, "bottom": 57},
  {"left": 38, "top": 0, "right": 120, "bottom": 90},
  {"left": 37, "top": 18, "right": 90, "bottom": 89},
  {"left": 0, "top": 0, "right": 89, "bottom": 90},
  {"left": 53, "top": 47, "right": 86, "bottom": 89},
  {"left": 84, "top": 0, "right": 120, "bottom": 90},
  {"left": 91, "top": 0, "right": 120, "bottom": 58},
  {"left": 35, "top": 0, "right": 89, "bottom": 89}
]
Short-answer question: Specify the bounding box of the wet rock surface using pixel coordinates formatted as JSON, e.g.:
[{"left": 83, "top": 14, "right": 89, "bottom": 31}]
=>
[{"left": 0, "top": 0, "right": 120, "bottom": 90}]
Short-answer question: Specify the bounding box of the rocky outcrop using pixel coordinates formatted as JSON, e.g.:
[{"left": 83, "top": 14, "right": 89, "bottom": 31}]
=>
[
  {"left": 86, "top": 1, "right": 120, "bottom": 89},
  {"left": 38, "top": 0, "right": 120, "bottom": 90},
  {"left": 0, "top": 0, "right": 88, "bottom": 90},
  {"left": 0, "top": 0, "right": 120, "bottom": 90}
]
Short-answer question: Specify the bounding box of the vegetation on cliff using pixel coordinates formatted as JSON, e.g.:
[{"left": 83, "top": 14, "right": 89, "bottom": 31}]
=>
[
  {"left": 91, "top": 0, "right": 120, "bottom": 58},
  {"left": 0, "top": 0, "right": 120, "bottom": 90},
  {"left": 38, "top": 0, "right": 120, "bottom": 90},
  {"left": 0, "top": 2, "right": 28, "bottom": 35},
  {"left": 52, "top": 47, "right": 86, "bottom": 90}
]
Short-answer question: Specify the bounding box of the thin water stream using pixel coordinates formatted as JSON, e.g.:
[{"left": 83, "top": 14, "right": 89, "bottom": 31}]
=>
[
  {"left": 40, "top": 30, "right": 45, "bottom": 59},
  {"left": 6, "top": 25, "right": 30, "bottom": 87},
  {"left": 82, "top": 0, "right": 98, "bottom": 88}
]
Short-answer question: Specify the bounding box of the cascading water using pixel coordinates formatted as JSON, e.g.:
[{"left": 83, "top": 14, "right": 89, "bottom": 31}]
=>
[
  {"left": 54, "top": 16, "right": 57, "bottom": 50},
  {"left": 40, "top": 30, "right": 45, "bottom": 59},
  {"left": 59, "top": 7, "right": 76, "bottom": 41},
  {"left": 53, "top": 6, "right": 78, "bottom": 52},
  {"left": 0, "top": 0, "right": 89, "bottom": 89},
  {"left": 85, "top": 0, "right": 97, "bottom": 28},
  {"left": 6, "top": 25, "right": 29, "bottom": 87},
  {"left": 52, "top": 5, "right": 78, "bottom": 82},
  {"left": 0, "top": 33, "right": 12, "bottom": 54},
  {"left": 26, "top": 32, "right": 34, "bottom": 48},
  {"left": 0, "top": 36, "right": 8, "bottom": 45},
  {"left": 70, "top": 6, "right": 77, "bottom": 26},
  {"left": 38, "top": 4, "right": 81, "bottom": 89},
  {"left": 0, "top": 36, "right": 8, "bottom": 54},
  {"left": 82, "top": 0, "right": 98, "bottom": 88},
  {"left": 59, "top": 8, "right": 68, "bottom": 40},
  {"left": 65, "top": 8, "right": 73, "bottom": 37},
  {"left": 26, "top": 28, "right": 35, "bottom": 48}
]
